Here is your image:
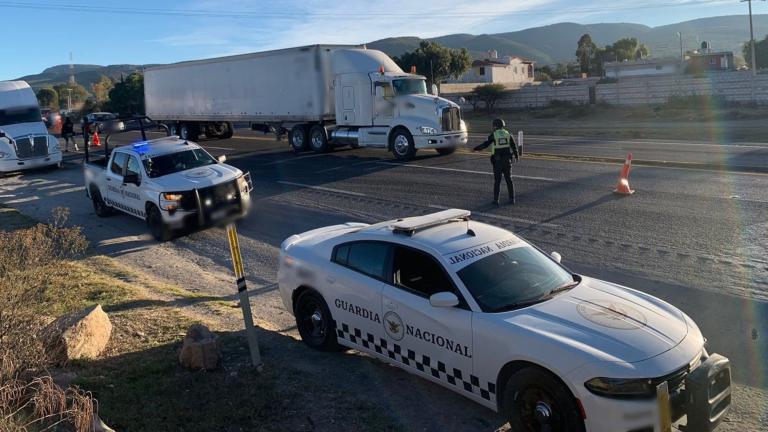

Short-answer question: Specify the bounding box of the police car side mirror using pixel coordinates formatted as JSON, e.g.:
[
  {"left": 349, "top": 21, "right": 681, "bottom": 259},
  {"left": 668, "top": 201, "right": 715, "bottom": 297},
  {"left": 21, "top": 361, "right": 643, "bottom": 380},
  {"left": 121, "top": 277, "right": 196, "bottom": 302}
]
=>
[
  {"left": 429, "top": 292, "right": 459, "bottom": 308},
  {"left": 217, "top": 155, "right": 227, "bottom": 163},
  {"left": 551, "top": 252, "right": 562, "bottom": 263},
  {"left": 124, "top": 173, "right": 140, "bottom": 186}
]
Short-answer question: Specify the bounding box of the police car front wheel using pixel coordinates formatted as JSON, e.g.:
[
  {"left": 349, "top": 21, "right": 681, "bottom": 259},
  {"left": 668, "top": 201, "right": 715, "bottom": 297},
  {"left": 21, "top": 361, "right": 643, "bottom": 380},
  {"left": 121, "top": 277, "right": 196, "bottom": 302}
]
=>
[
  {"left": 147, "top": 205, "right": 173, "bottom": 242},
  {"left": 295, "top": 290, "right": 341, "bottom": 351},
  {"left": 503, "top": 366, "right": 585, "bottom": 432}
]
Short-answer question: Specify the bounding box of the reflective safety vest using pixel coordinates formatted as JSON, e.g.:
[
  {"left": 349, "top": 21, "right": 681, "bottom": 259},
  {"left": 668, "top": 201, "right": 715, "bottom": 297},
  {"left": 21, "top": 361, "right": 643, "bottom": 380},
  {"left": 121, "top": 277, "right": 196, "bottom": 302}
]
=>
[{"left": 491, "top": 129, "right": 512, "bottom": 155}]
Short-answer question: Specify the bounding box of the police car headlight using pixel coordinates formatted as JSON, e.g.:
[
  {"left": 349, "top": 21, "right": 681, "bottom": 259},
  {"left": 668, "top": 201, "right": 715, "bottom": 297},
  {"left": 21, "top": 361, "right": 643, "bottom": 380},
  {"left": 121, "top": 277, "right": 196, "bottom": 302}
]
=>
[
  {"left": 160, "top": 192, "right": 183, "bottom": 211},
  {"left": 419, "top": 126, "right": 438, "bottom": 135},
  {"left": 584, "top": 377, "right": 655, "bottom": 399}
]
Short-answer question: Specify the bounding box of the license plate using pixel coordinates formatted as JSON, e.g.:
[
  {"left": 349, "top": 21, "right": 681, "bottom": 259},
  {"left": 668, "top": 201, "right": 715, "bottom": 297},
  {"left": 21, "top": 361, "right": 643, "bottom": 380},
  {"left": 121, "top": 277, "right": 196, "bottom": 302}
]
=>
[{"left": 657, "top": 381, "right": 672, "bottom": 432}]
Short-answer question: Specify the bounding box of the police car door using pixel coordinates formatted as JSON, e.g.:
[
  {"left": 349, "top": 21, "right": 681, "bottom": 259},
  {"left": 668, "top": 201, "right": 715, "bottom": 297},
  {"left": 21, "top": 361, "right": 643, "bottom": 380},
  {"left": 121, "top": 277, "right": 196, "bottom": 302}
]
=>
[
  {"left": 381, "top": 245, "right": 477, "bottom": 398},
  {"left": 105, "top": 152, "right": 129, "bottom": 213},
  {"left": 328, "top": 241, "right": 389, "bottom": 353},
  {"left": 121, "top": 155, "right": 145, "bottom": 218}
]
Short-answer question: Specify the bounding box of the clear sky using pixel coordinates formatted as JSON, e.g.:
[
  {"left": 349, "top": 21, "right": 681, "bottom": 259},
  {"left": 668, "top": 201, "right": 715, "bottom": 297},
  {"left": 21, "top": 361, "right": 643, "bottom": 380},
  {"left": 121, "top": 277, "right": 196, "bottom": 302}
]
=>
[{"left": 0, "top": 0, "right": 757, "bottom": 80}]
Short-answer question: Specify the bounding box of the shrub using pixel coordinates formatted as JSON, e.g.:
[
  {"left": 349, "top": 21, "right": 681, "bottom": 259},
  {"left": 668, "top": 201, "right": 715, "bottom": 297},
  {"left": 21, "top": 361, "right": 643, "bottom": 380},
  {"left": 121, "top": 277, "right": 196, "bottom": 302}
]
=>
[{"left": 471, "top": 83, "right": 507, "bottom": 112}]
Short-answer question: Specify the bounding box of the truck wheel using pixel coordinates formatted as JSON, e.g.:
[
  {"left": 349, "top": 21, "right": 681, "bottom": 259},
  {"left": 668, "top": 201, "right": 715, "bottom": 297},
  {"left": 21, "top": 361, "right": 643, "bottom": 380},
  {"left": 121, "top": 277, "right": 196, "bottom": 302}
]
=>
[
  {"left": 391, "top": 128, "right": 416, "bottom": 160},
  {"left": 146, "top": 205, "right": 173, "bottom": 242},
  {"left": 180, "top": 123, "right": 199, "bottom": 141},
  {"left": 309, "top": 125, "right": 330, "bottom": 153},
  {"left": 91, "top": 190, "right": 112, "bottom": 217},
  {"left": 502, "top": 366, "right": 585, "bottom": 432},
  {"left": 294, "top": 290, "right": 340, "bottom": 351},
  {"left": 221, "top": 122, "right": 234, "bottom": 139},
  {"left": 289, "top": 125, "right": 309, "bottom": 153},
  {"left": 436, "top": 147, "right": 457, "bottom": 156},
  {"left": 168, "top": 123, "right": 180, "bottom": 136}
]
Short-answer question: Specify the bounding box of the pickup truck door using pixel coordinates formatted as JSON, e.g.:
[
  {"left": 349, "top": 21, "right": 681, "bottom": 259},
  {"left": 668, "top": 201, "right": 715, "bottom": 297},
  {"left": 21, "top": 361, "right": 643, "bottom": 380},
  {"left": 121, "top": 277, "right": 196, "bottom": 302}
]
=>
[
  {"left": 121, "top": 155, "right": 146, "bottom": 218},
  {"left": 381, "top": 245, "right": 479, "bottom": 399},
  {"left": 104, "top": 152, "right": 129, "bottom": 214}
]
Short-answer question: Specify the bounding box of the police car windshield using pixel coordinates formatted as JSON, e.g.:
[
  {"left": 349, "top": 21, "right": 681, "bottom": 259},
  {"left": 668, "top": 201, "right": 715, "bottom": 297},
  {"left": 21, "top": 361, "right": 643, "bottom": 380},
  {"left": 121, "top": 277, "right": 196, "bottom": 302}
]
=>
[
  {"left": 457, "top": 246, "right": 574, "bottom": 313},
  {"left": 142, "top": 149, "right": 216, "bottom": 178},
  {"left": 392, "top": 79, "right": 427, "bottom": 96}
]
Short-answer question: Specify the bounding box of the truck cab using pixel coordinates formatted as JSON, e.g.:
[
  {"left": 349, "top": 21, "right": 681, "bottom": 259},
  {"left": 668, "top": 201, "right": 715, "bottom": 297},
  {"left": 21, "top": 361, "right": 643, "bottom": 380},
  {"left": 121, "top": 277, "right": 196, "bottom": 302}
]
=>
[{"left": 0, "top": 81, "right": 62, "bottom": 173}]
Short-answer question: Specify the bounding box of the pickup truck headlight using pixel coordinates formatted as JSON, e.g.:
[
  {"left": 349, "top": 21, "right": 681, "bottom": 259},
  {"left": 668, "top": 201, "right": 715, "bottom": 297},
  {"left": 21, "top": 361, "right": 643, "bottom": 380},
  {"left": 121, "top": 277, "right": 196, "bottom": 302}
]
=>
[
  {"left": 419, "top": 126, "right": 438, "bottom": 135},
  {"left": 584, "top": 377, "right": 655, "bottom": 399},
  {"left": 0, "top": 152, "right": 8, "bottom": 159},
  {"left": 159, "top": 192, "right": 183, "bottom": 211}
]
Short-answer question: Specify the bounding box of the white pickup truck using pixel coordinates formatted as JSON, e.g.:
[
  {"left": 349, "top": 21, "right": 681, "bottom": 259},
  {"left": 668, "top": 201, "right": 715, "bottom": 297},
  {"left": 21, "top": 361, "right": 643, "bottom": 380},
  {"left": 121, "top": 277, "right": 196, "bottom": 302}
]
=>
[{"left": 83, "top": 117, "right": 252, "bottom": 241}]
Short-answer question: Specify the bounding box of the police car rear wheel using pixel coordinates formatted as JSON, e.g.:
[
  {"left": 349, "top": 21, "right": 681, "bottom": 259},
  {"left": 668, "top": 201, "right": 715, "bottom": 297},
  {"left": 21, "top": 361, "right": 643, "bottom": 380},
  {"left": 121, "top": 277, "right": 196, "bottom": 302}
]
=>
[
  {"left": 503, "top": 367, "right": 584, "bottom": 432},
  {"left": 92, "top": 190, "right": 112, "bottom": 217},
  {"left": 295, "top": 290, "right": 340, "bottom": 351},
  {"left": 147, "top": 205, "right": 173, "bottom": 242}
]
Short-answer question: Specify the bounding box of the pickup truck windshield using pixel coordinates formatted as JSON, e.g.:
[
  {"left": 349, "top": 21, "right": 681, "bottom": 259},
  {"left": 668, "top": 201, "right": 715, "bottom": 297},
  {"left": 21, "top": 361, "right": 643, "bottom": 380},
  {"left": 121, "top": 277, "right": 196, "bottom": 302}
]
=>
[
  {"left": 392, "top": 79, "right": 427, "bottom": 96},
  {"left": 142, "top": 149, "right": 216, "bottom": 178},
  {"left": 457, "top": 246, "right": 574, "bottom": 313},
  {"left": 0, "top": 106, "right": 42, "bottom": 126}
]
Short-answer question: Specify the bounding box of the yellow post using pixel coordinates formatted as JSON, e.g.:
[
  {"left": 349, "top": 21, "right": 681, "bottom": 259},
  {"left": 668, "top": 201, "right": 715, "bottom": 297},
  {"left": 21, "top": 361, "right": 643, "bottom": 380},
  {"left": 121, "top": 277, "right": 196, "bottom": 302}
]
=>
[
  {"left": 657, "top": 381, "right": 672, "bottom": 432},
  {"left": 226, "top": 223, "right": 263, "bottom": 371}
]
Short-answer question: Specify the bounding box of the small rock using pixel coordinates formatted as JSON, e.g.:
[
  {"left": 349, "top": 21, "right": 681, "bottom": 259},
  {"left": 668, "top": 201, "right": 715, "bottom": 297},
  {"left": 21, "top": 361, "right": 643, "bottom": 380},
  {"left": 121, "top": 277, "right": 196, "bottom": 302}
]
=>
[
  {"left": 42, "top": 304, "right": 112, "bottom": 365},
  {"left": 179, "top": 324, "right": 220, "bottom": 370}
]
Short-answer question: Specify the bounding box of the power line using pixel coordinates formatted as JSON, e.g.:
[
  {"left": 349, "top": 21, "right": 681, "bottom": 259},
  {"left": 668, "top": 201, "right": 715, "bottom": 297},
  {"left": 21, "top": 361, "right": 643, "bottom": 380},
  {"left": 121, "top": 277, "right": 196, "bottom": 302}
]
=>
[{"left": 0, "top": 0, "right": 739, "bottom": 20}]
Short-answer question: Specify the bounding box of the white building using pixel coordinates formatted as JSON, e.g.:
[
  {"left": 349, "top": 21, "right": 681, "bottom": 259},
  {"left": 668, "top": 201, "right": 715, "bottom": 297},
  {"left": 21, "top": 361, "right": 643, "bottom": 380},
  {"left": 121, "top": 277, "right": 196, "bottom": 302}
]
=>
[
  {"left": 603, "top": 58, "right": 681, "bottom": 78},
  {"left": 449, "top": 51, "right": 535, "bottom": 85}
]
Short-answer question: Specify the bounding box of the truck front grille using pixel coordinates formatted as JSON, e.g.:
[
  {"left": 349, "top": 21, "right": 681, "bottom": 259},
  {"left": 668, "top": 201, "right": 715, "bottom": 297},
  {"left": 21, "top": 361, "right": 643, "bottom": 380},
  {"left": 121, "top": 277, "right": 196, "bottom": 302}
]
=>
[
  {"left": 14, "top": 136, "right": 48, "bottom": 159},
  {"left": 441, "top": 107, "right": 461, "bottom": 132}
]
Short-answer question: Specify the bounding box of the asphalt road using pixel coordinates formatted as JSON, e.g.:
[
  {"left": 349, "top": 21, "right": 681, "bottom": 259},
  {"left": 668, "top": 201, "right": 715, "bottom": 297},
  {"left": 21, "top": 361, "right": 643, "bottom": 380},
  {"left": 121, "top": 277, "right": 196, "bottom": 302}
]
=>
[{"left": 4, "top": 129, "right": 768, "bottom": 430}]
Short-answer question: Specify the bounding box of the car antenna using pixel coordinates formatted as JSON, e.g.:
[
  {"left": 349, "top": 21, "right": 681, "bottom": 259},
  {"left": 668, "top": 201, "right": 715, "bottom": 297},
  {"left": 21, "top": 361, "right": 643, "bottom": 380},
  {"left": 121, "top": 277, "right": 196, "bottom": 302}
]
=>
[{"left": 466, "top": 220, "right": 475, "bottom": 236}]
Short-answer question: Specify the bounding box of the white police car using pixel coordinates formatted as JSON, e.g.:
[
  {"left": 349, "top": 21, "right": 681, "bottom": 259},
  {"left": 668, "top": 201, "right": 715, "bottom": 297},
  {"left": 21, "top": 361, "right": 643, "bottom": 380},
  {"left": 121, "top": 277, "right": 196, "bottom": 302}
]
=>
[{"left": 277, "top": 209, "right": 731, "bottom": 432}]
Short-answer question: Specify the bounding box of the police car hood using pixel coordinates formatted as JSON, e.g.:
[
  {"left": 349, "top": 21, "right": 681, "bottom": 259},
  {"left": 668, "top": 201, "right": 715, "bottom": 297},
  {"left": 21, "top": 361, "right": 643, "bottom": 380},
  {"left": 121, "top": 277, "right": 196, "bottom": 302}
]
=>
[
  {"left": 0, "top": 122, "right": 48, "bottom": 139},
  {"left": 151, "top": 163, "right": 241, "bottom": 190},
  {"left": 506, "top": 277, "right": 689, "bottom": 363}
]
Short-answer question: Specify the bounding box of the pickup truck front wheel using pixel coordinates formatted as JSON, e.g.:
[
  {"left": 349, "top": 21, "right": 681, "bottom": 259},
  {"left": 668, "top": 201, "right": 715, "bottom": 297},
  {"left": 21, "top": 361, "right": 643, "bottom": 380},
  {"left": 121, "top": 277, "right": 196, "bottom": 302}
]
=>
[
  {"left": 91, "top": 190, "right": 112, "bottom": 217},
  {"left": 146, "top": 205, "right": 173, "bottom": 242}
]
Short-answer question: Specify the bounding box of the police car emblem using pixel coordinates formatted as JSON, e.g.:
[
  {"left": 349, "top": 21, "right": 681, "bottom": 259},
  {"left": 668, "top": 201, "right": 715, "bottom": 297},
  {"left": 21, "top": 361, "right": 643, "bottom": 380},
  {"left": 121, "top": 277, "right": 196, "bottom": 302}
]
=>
[
  {"left": 383, "top": 311, "right": 404, "bottom": 341},
  {"left": 577, "top": 300, "right": 647, "bottom": 330}
]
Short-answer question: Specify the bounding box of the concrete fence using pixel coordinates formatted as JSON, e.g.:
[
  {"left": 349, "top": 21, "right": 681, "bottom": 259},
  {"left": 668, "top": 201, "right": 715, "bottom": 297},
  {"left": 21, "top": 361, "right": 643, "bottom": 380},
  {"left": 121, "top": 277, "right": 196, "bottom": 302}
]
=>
[{"left": 444, "top": 71, "right": 768, "bottom": 110}]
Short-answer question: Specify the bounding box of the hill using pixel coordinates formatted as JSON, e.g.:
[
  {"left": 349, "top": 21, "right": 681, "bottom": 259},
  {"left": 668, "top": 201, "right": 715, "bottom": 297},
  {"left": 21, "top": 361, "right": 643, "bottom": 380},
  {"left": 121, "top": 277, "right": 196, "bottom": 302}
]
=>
[
  {"left": 368, "top": 15, "right": 768, "bottom": 64},
  {"left": 18, "top": 64, "right": 149, "bottom": 93}
]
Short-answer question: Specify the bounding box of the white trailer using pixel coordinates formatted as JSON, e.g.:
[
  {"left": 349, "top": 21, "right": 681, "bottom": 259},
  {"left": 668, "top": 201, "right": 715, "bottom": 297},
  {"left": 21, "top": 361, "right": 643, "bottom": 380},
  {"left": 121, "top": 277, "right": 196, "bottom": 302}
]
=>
[{"left": 144, "top": 45, "right": 468, "bottom": 160}]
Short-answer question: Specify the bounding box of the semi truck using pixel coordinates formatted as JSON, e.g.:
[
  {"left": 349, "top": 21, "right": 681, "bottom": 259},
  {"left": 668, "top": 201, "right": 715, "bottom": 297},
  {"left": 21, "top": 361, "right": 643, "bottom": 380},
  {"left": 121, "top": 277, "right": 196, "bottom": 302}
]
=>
[
  {"left": 0, "top": 81, "right": 62, "bottom": 173},
  {"left": 144, "top": 45, "right": 468, "bottom": 160}
]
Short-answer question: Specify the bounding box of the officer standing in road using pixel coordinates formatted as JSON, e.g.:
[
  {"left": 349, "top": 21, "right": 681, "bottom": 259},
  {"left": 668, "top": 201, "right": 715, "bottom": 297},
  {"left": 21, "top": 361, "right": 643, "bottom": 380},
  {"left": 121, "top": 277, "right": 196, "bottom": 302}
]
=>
[{"left": 473, "top": 118, "right": 519, "bottom": 205}]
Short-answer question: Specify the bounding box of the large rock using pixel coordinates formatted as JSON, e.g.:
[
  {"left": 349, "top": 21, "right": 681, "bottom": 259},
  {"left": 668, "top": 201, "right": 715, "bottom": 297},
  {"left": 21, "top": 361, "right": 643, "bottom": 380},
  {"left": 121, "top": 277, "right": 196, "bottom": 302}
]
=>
[
  {"left": 179, "top": 324, "right": 220, "bottom": 371},
  {"left": 44, "top": 304, "right": 112, "bottom": 364}
]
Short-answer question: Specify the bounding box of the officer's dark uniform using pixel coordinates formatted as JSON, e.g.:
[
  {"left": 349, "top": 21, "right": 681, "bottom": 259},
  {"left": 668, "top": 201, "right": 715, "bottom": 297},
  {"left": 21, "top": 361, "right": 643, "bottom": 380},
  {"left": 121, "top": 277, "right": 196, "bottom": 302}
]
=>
[{"left": 474, "top": 119, "right": 519, "bottom": 204}]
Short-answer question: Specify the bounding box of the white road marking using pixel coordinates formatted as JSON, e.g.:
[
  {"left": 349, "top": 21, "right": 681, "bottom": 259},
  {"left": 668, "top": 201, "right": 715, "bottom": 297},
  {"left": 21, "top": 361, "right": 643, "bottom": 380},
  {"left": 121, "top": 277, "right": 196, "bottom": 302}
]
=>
[
  {"left": 48, "top": 186, "right": 86, "bottom": 196},
  {"left": 467, "top": 133, "right": 768, "bottom": 149},
  {"left": 277, "top": 181, "right": 366, "bottom": 197},
  {"left": 38, "top": 182, "right": 75, "bottom": 190},
  {"left": 0, "top": 194, "right": 15, "bottom": 198},
  {"left": 377, "top": 162, "right": 556, "bottom": 182},
  {"left": 428, "top": 204, "right": 560, "bottom": 228},
  {"left": 262, "top": 153, "right": 329, "bottom": 166},
  {"left": 5, "top": 196, "right": 40, "bottom": 204},
  {"left": 201, "top": 145, "right": 235, "bottom": 151}
]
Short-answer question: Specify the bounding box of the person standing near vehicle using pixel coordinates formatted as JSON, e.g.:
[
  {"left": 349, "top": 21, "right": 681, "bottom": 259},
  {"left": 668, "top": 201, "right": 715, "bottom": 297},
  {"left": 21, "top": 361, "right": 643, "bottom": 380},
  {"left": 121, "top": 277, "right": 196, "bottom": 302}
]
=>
[
  {"left": 81, "top": 117, "right": 91, "bottom": 148},
  {"left": 473, "top": 118, "right": 519, "bottom": 205},
  {"left": 61, "top": 117, "right": 78, "bottom": 151}
]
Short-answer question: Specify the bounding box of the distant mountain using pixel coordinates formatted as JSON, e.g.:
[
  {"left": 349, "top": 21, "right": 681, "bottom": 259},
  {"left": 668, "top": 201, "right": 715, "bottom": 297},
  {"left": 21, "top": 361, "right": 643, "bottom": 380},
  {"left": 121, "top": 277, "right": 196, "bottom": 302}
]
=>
[
  {"left": 18, "top": 64, "right": 150, "bottom": 93},
  {"left": 369, "top": 15, "right": 768, "bottom": 64},
  {"left": 16, "top": 14, "right": 768, "bottom": 93}
]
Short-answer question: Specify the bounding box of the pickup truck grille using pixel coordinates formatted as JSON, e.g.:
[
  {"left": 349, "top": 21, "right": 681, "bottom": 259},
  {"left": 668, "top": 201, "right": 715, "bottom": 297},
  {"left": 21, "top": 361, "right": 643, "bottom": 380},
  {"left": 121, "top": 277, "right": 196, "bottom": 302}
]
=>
[
  {"left": 441, "top": 107, "right": 461, "bottom": 132},
  {"left": 14, "top": 136, "right": 48, "bottom": 159},
  {"left": 198, "top": 180, "right": 240, "bottom": 211}
]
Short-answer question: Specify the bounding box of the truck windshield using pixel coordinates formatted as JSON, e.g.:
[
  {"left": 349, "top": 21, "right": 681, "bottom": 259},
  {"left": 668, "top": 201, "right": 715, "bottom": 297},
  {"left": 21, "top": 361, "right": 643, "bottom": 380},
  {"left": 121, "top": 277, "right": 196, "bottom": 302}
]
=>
[
  {"left": 392, "top": 79, "right": 427, "bottom": 96},
  {"left": 0, "top": 106, "right": 42, "bottom": 126},
  {"left": 457, "top": 246, "right": 575, "bottom": 313},
  {"left": 142, "top": 149, "right": 217, "bottom": 178}
]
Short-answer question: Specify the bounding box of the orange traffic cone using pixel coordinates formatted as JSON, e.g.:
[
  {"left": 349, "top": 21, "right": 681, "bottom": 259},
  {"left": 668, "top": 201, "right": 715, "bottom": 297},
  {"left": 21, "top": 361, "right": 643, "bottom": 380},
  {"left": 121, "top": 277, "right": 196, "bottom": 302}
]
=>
[
  {"left": 92, "top": 131, "right": 101, "bottom": 147},
  {"left": 614, "top": 153, "right": 635, "bottom": 195}
]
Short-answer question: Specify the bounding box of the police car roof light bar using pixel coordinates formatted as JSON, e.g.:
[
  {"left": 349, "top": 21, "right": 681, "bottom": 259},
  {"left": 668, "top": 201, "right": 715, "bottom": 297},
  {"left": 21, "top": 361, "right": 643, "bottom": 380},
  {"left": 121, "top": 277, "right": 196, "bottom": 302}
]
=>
[{"left": 392, "top": 209, "right": 471, "bottom": 236}]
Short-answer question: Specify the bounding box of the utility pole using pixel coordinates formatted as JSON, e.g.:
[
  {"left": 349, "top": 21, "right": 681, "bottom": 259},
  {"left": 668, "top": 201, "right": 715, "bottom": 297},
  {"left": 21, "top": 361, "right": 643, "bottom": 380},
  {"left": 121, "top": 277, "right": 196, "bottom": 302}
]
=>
[
  {"left": 66, "top": 88, "right": 72, "bottom": 112},
  {"left": 742, "top": 0, "right": 766, "bottom": 76},
  {"left": 677, "top": 32, "right": 684, "bottom": 62}
]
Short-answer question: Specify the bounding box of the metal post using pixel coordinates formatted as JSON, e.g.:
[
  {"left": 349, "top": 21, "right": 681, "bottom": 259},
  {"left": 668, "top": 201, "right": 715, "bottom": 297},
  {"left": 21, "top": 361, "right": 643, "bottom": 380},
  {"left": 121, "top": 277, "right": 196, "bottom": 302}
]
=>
[
  {"left": 67, "top": 88, "right": 72, "bottom": 111},
  {"left": 677, "top": 32, "right": 684, "bottom": 64},
  {"left": 226, "top": 223, "right": 263, "bottom": 371},
  {"left": 743, "top": 0, "right": 765, "bottom": 75}
]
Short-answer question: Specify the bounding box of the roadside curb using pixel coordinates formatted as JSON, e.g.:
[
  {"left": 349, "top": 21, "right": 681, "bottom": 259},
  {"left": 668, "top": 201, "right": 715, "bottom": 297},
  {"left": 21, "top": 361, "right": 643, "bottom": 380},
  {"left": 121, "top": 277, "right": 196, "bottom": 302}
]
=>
[{"left": 522, "top": 152, "right": 768, "bottom": 174}]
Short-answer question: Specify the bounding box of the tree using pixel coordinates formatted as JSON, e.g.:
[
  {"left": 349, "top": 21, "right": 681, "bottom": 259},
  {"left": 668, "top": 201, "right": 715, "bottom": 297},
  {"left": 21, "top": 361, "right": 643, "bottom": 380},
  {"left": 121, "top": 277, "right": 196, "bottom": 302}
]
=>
[
  {"left": 52, "top": 83, "right": 89, "bottom": 110},
  {"left": 742, "top": 35, "right": 768, "bottom": 69},
  {"left": 36, "top": 88, "right": 59, "bottom": 109},
  {"left": 393, "top": 41, "right": 471, "bottom": 86},
  {"left": 472, "top": 83, "right": 506, "bottom": 112},
  {"left": 107, "top": 73, "right": 144, "bottom": 115},
  {"left": 608, "top": 38, "right": 649, "bottom": 62},
  {"left": 576, "top": 34, "right": 597, "bottom": 75},
  {"left": 91, "top": 75, "right": 114, "bottom": 103}
]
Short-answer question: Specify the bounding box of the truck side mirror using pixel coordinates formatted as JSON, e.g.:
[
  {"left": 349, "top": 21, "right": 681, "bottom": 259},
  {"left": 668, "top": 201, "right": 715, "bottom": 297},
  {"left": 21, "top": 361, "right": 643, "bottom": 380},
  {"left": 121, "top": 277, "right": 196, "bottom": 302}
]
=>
[{"left": 124, "top": 173, "right": 140, "bottom": 186}]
